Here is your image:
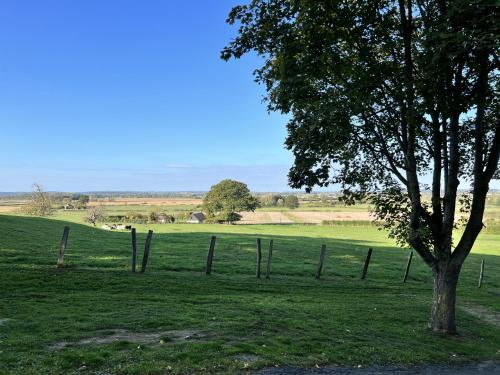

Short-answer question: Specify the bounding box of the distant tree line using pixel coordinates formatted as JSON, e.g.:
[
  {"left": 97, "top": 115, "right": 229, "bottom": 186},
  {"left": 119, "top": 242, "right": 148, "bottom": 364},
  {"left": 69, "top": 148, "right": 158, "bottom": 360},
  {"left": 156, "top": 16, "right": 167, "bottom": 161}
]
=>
[{"left": 259, "top": 194, "right": 299, "bottom": 209}]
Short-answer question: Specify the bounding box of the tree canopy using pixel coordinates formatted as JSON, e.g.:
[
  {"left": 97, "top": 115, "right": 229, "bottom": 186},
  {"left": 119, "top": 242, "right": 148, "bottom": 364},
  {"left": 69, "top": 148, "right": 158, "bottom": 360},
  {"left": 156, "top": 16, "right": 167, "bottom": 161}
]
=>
[
  {"left": 203, "top": 179, "right": 259, "bottom": 223},
  {"left": 284, "top": 195, "right": 299, "bottom": 209},
  {"left": 223, "top": 0, "right": 499, "bottom": 334}
]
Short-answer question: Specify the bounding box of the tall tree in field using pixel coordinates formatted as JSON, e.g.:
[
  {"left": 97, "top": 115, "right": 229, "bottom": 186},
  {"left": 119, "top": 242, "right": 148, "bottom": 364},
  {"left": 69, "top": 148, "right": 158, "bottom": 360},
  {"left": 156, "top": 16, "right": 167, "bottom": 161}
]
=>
[
  {"left": 24, "top": 183, "right": 54, "bottom": 216},
  {"left": 203, "top": 179, "right": 260, "bottom": 223},
  {"left": 85, "top": 206, "right": 105, "bottom": 227},
  {"left": 222, "top": 0, "right": 499, "bottom": 334}
]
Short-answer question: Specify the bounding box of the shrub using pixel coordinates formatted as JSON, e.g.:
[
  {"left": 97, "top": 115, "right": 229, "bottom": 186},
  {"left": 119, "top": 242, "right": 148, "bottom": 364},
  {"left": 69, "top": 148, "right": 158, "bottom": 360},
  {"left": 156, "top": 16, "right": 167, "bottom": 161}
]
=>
[
  {"left": 126, "top": 211, "right": 144, "bottom": 220},
  {"left": 149, "top": 210, "right": 159, "bottom": 222}
]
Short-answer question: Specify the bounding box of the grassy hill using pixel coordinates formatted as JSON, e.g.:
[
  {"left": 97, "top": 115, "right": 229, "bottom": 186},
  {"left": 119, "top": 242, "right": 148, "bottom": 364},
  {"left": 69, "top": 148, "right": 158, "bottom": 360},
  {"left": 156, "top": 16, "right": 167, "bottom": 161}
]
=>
[{"left": 1, "top": 214, "right": 499, "bottom": 374}]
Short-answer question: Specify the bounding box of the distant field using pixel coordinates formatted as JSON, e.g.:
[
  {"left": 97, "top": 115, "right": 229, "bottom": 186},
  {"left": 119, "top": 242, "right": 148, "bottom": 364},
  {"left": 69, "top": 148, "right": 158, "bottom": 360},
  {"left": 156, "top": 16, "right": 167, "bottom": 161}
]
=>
[
  {"left": 256, "top": 203, "right": 373, "bottom": 212},
  {"left": 0, "top": 199, "right": 27, "bottom": 213},
  {"left": 2, "top": 194, "right": 500, "bottom": 226},
  {"left": 90, "top": 197, "right": 204, "bottom": 207},
  {"left": 286, "top": 211, "right": 372, "bottom": 223},
  {"left": 0, "top": 206, "right": 16, "bottom": 213},
  {"left": 238, "top": 211, "right": 295, "bottom": 224}
]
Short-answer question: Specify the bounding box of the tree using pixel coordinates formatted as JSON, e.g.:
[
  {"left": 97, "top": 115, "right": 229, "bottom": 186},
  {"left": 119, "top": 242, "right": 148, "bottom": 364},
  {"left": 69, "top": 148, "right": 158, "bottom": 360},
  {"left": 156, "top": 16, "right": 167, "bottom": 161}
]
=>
[
  {"left": 223, "top": 0, "right": 499, "bottom": 334},
  {"left": 149, "top": 209, "right": 160, "bottom": 222},
  {"left": 61, "top": 197, "right": 72, "bottom": 209},
  {"left": 76, "top": 194, "right": 90, "bottom": 209},
  {"left": 85, "top": 206, "right": 104, "bottom": 226},
  {"left": 24, "top": 183, "right": 53, "bottom": 216},
  {"left": 284, "top": 195, "right": 300, "bottom": 209},
  {"left": 260, "top": 194, "right": 285, "bottom": 207},
  {"left": 203, "top": 179, "right": 259, "bottom": 223}
]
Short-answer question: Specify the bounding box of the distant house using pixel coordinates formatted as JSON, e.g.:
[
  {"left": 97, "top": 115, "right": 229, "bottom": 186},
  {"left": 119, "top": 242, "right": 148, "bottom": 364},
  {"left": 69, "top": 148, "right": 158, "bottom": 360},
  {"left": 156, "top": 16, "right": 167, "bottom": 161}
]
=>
[{"left": 187, "top": 212, "right": 206, "bottom": 224}]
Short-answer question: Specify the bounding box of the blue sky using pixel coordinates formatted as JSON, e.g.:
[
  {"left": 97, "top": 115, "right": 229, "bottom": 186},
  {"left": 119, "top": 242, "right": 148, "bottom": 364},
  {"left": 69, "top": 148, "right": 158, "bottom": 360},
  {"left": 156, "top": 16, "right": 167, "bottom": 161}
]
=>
[{"left": 0, "top": 0, "right": 295, "bottom": 192}]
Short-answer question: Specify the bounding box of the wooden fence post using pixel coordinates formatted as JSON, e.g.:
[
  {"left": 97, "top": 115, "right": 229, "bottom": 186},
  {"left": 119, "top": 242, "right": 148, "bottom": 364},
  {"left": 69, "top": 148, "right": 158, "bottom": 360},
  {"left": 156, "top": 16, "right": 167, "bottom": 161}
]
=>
[
  {"left": 361, "top": 248, "right": 373, "bottom": 280},
  {"left": 266, "top": 239, "right": 273, "bottom": 279},
  {"left": 478, "top": 259, "right": 485, "bottom": 288},
  {"left": 131, "top": 228, "right": 137, "bottom": 273},
  {"left": 206, "top": 236, "right": 216, "bottom": 275},
  {"left": 56, "top": 226, "right": 70, "bottom": 270},
  {"left": 256, "top": 238, "right": 262, "bottom": 278},
  {"left": 140, "top": 230, "right": 153, "bottom": 274},
  {"left": 315, "top": 244, "right": 327, "bottom": 279},
  {"left": 403, "top": 250, "right": 413, "bottom": 283}
]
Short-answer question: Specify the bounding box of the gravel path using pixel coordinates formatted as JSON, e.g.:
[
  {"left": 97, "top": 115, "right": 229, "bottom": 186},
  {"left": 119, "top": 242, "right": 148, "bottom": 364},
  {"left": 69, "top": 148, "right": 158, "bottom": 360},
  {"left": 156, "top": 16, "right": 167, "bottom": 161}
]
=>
[{"left": 255, "top": 362, "right": 500, "bottom": 374}]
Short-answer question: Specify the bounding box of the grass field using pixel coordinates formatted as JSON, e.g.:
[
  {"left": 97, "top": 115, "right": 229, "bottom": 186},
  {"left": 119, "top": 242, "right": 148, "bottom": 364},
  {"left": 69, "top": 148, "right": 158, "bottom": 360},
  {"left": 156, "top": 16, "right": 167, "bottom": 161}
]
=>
[{"left": 1, "top": 213, "right": 500, "bottom": 374}]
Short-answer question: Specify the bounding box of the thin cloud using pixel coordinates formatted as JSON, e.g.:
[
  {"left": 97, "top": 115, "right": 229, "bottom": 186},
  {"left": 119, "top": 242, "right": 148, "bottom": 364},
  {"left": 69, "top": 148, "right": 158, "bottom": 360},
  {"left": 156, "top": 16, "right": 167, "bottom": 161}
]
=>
[{"left": 164, "top": 163, "right": 194, "bottom": 169}]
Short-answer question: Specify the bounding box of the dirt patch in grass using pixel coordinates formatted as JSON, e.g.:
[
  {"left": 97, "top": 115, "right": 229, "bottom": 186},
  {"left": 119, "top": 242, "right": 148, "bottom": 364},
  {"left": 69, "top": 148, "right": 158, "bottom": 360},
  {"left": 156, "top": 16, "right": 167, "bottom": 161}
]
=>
[
  {"left": 48, "top": 328, "right": 203, "bottom": 350},
  {"left": 460, "top": 304, "right": 500, "bottom": 327}
]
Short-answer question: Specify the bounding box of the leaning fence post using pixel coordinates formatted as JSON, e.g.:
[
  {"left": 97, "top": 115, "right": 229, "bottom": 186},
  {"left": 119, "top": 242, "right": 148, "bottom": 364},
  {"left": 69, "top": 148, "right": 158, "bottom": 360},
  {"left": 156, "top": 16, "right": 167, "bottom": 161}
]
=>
[
  {"left": 256, "top": 238, "right": 262, "bottom": 278},
  {"left": 266, "top": 239, "right": 274, "bottom": 279},
  {"left": 403, "top": 250, "right": 413, "bottom": 283},
  {"left": 315, "top": 244, "right": 327, "bottom": 279},
  {"left": 131, "top": 228, "right": 137, "bottom": 273},
  {"left": 206, "top": 236, "right": 216, "bottom": 275},
  {"left": 140, "top": 230, "right": 153, "bottom": 274},
  {"left": 56, "top": 226, "right": 70, "bottom": 270},
  {"left": 478, "top": 259, "right": 485, "bottom": 288},
  {"left": 361, "top": 248, "right": 373, "bottom": 280}
]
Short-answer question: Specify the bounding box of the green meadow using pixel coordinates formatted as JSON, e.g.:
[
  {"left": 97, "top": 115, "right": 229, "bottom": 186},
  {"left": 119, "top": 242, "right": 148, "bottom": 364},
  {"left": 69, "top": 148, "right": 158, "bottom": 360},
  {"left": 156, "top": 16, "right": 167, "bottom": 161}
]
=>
[{"left": 1, "top": 213, "right": 500, "bottom": 374}]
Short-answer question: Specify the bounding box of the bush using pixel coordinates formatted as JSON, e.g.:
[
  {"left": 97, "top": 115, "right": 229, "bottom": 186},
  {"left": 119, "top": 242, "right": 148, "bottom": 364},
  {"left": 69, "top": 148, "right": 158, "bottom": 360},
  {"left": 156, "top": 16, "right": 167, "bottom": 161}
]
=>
[
  {"left": 205, "top": 212, "right": 241, "bottom": 224},
  {"left": 126, "top": 211, "right": 145, "bottom": 220},
  {"left": 149, "top": 210, "right": 159, "bottom": 222},
  {"left": 174, "top": 211, "right": 190, "bottom": 222},
  {"left": 102, "top": 214, "right": 148, "bottom": 224},
  {"left": 105, "top": 215, "right": 127, "bottom": 222}
]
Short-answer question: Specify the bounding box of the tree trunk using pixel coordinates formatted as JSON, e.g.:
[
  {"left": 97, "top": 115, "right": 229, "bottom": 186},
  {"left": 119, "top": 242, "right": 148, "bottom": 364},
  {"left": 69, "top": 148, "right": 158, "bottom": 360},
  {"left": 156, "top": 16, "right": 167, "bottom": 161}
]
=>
[{"left": 429, "top": 263, "right": 460, "bottom": 334}]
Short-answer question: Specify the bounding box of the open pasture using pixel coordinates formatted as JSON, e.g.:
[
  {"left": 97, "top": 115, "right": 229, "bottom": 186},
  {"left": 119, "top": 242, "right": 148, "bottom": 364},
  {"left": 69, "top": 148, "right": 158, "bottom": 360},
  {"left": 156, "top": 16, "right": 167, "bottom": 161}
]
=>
[
  {"left": 0, "top": 200, "right": 26, "bottom": 213},
  {"left": 1, "top": 214, "right": 500, "bottom": 374}
]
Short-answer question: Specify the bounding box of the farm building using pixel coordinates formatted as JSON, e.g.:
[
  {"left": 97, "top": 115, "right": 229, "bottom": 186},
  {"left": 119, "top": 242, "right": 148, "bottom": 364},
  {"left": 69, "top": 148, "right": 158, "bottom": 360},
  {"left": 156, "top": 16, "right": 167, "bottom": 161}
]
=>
[{"left": 187, "top": 212, "right": 206, "bottom": 224}]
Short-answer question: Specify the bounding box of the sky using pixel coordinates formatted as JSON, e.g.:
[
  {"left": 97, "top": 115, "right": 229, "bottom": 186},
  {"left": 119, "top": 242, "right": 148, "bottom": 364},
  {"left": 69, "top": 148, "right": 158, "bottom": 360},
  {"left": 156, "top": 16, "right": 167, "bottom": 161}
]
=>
[{"left": 0, "top": 0, "right": 296, "bottom": 192}]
